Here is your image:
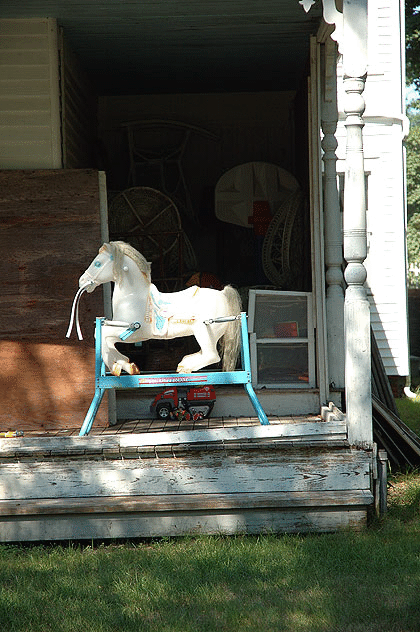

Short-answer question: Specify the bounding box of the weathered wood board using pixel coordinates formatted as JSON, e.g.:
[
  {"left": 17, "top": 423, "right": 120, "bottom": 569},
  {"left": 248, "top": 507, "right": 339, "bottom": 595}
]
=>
[
  {"left": 0, "top": 508, "right": 369, "bottom": 542},
  {"left": 0, "top": 449, "right": 372, "bottom": 500},
  {"left": 0, "top": 419, "right": 348, "bottom": 457},
  {"left": 0, "top": 445, "right": 374, "bottom": 541},
  {"left": 0, "top": 490, "right": 374, "bottom": 516},
  {"left": 0, "top": 169, "right": 107, "bottom": 431}
]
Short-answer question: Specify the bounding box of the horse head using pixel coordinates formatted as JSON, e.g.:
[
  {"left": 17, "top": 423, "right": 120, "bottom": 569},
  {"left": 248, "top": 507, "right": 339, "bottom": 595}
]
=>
[
  {"left": 78, "top": 241, "right": 151, "bottom": 293},
  {"left": 67, "top": 242, "right": 151, "bottom": 340},
  {"left": 78, "top": 243, "right": 116, "bottom": 292}
]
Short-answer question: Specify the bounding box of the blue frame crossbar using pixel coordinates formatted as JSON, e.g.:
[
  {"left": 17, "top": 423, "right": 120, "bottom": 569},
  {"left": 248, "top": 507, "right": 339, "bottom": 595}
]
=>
[{"left": 79, "top": 312, "right": 269, "bottom": 435}]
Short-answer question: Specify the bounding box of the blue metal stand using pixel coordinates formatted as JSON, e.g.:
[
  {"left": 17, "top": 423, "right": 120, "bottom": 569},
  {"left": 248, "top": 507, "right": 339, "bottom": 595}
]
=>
[{"left": 79, "top": 312, "right": 269, "bottom": 436}]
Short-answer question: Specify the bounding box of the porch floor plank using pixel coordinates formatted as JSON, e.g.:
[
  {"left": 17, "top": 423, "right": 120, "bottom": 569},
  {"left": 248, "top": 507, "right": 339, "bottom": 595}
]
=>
[{"left": 8, "top": 415, "right": 323, "bottom": 438}]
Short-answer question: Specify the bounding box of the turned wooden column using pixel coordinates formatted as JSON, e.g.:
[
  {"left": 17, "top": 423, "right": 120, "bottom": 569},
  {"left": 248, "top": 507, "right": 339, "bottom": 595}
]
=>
[
  {"left": 321, "top": 38, "right": 345, "bottom": 390},
  {"left": 342, "top": 0, "right": 372, "bottom": 446},
  {"left": 300, "top": 0, "right": 372, "bottom": 443}
]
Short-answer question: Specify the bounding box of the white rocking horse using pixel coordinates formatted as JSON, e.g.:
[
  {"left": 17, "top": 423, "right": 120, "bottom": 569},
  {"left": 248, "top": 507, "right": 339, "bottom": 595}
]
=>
[{"left": 67, "top": 241, "right": 242, "bottom": 376}]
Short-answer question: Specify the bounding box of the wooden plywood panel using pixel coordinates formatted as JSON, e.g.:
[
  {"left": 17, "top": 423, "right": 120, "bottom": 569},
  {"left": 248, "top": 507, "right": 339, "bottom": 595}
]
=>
[
  {"left": 0, "top": 169, "right": 107, "bottom": 431},
  {"left": 0, "top": 169, "right": 104, "bottom": 339},
  {"left": 0, "top": 341, "right": 107, "bottom": 431}
]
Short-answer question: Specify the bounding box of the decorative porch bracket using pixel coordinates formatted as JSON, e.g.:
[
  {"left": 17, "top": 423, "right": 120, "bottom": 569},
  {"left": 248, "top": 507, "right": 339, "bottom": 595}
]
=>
[
  {"left": 301, "top": 0, "right": 372, "bottom": 446},
  {"left": 300, "top": 0, "right": 343, "bottom": 53}
]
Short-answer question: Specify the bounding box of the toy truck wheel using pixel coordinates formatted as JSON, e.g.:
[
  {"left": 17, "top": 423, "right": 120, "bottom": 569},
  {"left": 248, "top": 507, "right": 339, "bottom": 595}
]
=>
[{"left": 156, "top": 403, "right": 172, "bottom": 420}]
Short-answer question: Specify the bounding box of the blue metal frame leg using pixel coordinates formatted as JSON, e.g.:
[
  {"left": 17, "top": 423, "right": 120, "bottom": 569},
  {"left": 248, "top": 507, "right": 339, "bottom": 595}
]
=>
[
  {"left": 244, "top": 382, "right": 269, "bottom": 425},
  {"left": 238, "top": 312, "right": 269, "bottom": 425},
  {"left": 79, "top": 388, "right": 105, "bottom": 436},
  {"left": 79, "top": 317, "right": 107, "bottom": 436}
]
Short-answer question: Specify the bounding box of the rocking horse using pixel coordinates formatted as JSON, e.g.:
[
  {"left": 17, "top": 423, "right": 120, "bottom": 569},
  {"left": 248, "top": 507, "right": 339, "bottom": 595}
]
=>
[
  {"left": 67, "top": 241, "right": 269, "bottom": 435},
  {"left": 67, "top": 241, "right": 242, "bottom": 376}
]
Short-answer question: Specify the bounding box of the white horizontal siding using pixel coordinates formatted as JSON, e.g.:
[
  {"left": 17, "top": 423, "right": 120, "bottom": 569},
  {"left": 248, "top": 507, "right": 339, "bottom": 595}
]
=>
[
  {"left": 363, "top": 122, "right": 408, "bottom": 376},
  {"left": 335, "top": 133, "right": 409, "bottom": 376},
  {"left": 0, "top": 18, "right": 62, "bottom": 168},
  {"left": 335, "top": 0, "right": 408, "bottom": 377},
  {"left": 337, "top": 0, "right": 404, "bottom": 119},
  {"left": 338, "top": 122, "right": 409, "bottom": 377}
]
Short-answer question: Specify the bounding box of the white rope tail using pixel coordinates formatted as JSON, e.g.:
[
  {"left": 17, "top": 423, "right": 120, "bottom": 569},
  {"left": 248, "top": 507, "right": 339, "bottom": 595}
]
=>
[{"left": 66, "top": 282, "right": 93, "bottom": 340}]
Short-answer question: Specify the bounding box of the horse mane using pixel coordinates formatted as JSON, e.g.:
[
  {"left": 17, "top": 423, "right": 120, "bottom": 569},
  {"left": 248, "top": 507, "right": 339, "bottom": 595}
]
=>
[{"left": 100, "top": 241, "right": 151, "bottom": 284}]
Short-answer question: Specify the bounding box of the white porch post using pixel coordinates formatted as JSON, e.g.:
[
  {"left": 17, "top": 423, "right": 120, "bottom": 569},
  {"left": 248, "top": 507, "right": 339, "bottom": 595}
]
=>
[
  {"left": 321, "top": 36, "right": 345, "bottom": 390},
  {"left": 341, "top": 0, "right": 372, "bottom": 446},
  {"left": 301, "top": 0, "right": 372, "bottom": 445}
]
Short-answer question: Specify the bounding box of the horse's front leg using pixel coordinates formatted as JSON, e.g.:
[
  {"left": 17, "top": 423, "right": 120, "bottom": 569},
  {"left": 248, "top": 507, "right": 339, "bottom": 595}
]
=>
[
  {"left": 101, "top": 329, "right": 140, "bottom": 376},
  {"left": 176, "top": 324, "right": 221, "bottom": 373}
]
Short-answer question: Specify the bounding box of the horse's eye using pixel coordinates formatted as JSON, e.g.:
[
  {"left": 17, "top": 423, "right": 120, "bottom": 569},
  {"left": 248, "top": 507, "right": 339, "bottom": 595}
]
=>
[{"left": 94, "top": 261, "right": 102, "bottom": 268}]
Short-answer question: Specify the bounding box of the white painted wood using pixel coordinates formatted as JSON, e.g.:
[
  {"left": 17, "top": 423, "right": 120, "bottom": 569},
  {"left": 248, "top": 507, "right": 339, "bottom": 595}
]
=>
[
  {"left": 320, "top": 36, "right": 345, "bottom": 390},
  {"left": 0, "top": 449, "right": 371, "bottom": 501},
  {"left": 319, "top": 0, "right": 344, "bottom": 53},
  {"left": 97, "top": 170, "right": 117, "bottom": 425},
  {"left": 248, "top": 290, "right": 316, "bottom": 389},
  {"left": 0, "top": 489, "right": 372, "bottom": 541},
  {"left": 0, "top": 420, "right": 346, "bottom": 459},
  {"left": 335, "top": 0, "right": 409, "bottom": 379},
  {"left": 308, "top": 35, "right": 329, "bottom": 405},
  {"left": 339, "top": 0, "right": 372, "bottom": 447},
  {"left": 117, "top": 421, "right": 345, "bottom": 446},
  {"left": 0, "top": 490, "right": 373, "bottom": 516},
  {"left": 0, "top": 18, "right": 62, "bottom": 168},
  {"left": 0, "top": 507, "right": 369, "bottom": 542}
]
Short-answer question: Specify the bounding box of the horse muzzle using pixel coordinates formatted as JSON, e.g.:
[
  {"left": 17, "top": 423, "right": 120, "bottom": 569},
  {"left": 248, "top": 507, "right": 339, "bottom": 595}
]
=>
[{"left": 79, "top": 275, "right": 97, "bottom": 293}]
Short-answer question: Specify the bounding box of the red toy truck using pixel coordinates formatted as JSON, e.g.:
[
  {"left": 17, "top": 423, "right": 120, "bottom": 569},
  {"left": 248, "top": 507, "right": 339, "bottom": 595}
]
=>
[{"left": 150, "top": 385, "right": 216, "bottom": 420}]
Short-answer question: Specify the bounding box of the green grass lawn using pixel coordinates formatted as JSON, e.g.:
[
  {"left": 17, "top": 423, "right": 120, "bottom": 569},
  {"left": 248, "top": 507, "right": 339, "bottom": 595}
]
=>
[
  {"left": 1, "top": 401, "right": 420, "bottom": 632},
  {"left": 0, "top": 473, "right": 420, "bottom": 632},
  {"left": 396, "top": 396, "right": 420, "bottom": 436},
  {"left": 1, "top": 513, "right": 420, "bottom": 632}
]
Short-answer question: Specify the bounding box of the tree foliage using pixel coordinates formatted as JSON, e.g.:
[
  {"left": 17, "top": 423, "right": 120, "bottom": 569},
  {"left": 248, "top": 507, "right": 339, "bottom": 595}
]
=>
[
  {"left": 406, "top": 3, "right": 420, "bottom": 286},
  {"left": 406, "top": 119, "right": 420, "bottom": 214},
  {"left": 406, "top": 111, "right": 420, "bottom": 286},
  {"left": 406, "top": 1, "right": 420, "bottom": 90}
]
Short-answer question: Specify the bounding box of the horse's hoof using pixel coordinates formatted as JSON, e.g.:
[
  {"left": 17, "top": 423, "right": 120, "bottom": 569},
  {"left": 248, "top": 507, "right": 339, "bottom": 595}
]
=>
[
  {"left": 128, "top": 363, "right": 140, "bottom": 375},
  {"left": 111, "top": 363, "right": 122, "bottom": 377},
  {"left": 176, "top": 365, "right": 188, "bottom": 374}
]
